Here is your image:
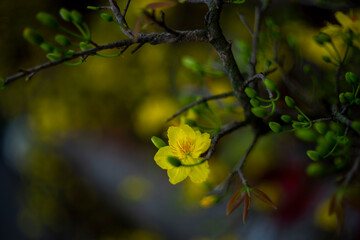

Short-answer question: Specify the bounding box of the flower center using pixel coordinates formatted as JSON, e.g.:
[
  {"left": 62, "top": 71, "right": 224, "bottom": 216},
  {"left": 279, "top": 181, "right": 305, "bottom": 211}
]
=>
[{"left": 177, "top": 138, "right": 193, "bottom": 155}]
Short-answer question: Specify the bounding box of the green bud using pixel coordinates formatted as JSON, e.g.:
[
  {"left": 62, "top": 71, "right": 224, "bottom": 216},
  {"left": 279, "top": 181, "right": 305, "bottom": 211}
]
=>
[
  {"left": 297, "top": 114, "right": 305, "bottom": 122},
  {"left": 281, "top": 115, "right": 292, "bottom": 123},
  {"left": 23, "top": 28, "right": 44, "bottom": 45},
  {"left": 344, "top": 92, "right": 354, "bottom": 102},
  {"left": 264, "top": 78, "right": 277, "bottom": 92},
  {"left": 36, "top": 12, "right": 59, "bottom": 28},
  {"left": 314, "top": 32, "right": 331, "bottom": 45},
  {"left": 355, "top": 98, "right": 360, "bottom": 105},
  {"left": 334, "top": 157, "right": 347, "bottom": 170},
  {"left": 46, "top": 52, "right": 62, "bottom": 61},
  {"left": 101, "top": 13, "right": 114, "bottom": 22},
  {"left": 59, "top": 8, "right": 72, "bottom": 22},
  {"left": 351, "top": 121, "right": 360, "bottom": 133},
  {"left": 325, "top": 131, "right": 336, "bottom": 141},
  {"left": 55, "top": 34, "right": 71, "bottom": 46},
  {"left": 182, "top": 56, "right": 202, "bottom": 74},
  {"left": 339, "top": 92, "right": 347, "bottom": 104},
  {"left": 295, "top": 129, "right": 318, "bottom": 142},
  {"left": 250, "top": 98, "right": 260, "bottom": 107},
  {"left": 345, "top": 72, "right": 359, "bottom": 85},
  {"left": 87, "top": 6, "right": 100, "bottom": 10},
  {"left": 306, "top": 163, "right": 325, "bottom": 177},
  {"left": 316, "top": 136, "right": 335, "bottom": 156},
  {"left": 71, "top": 10, "right": 84, "bottom": 24},
  {"left": 151, "top": 136, "right": 167, "bottom": 149},
  {"left": 80, "top": 42, "right": 92, "bottom": 51},
  {"left": 342, "top": 30, "right": 353, "bottom": 46},
  {"left": 322, "top": 55, "right": 331, "bottom": 63},
  {"left": 285, "top": 96, "right": 296, "bottom": 108},
  {"left": 64, "top": 49, "right": 75, "bottom": 58},
  {"left": 251, "top": 107, "right": 267, "bottom": 118},
  {"left": 336, "top": 136, "right": 350, "bottom": 146},
  {"left": 245, "top": 87, "right": 257, "bottom": 98},
  {"left": 40, "top": 42, "right": 55, "bottom": 52},
  {"left": 314, "top": 122, "right": 327, "bottom": 134},
  {"left": 269, "top": 122, "right": 282, "bottom": 133},
  {"left": 167, "top": 156, "right": 182, "bottom": 167},
  {"left": 292, "top": 121, "right": 305, "bottom": 129},
  {"left": 330, "top": 122, "right": 344, "bottom": 135},
  {"left": 265, "top": 60, "right": 272, "bottom": 68},
  {"left": 306, "top": 150, "right": 322, "bottom": 161}
]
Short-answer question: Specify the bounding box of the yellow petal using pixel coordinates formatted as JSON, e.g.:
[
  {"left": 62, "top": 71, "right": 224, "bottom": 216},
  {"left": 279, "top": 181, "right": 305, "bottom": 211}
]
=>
[
  {"left": 321, "top": 23, "right": 342, "bottom": 36},
  {"left": 189, "top": 161, "right": 210, "bottom": 183},
  {"left": 335, "top": 12, "right": 352, "bottom": 29},
  {"left": 154, "top": 146, "right": 174, "bottom": 170},
  {"left": 192, "top": 131, "right": 211, "bottom": 158},
  {"left": 167, "top": 166, "right": 190, "bottom": 184}
]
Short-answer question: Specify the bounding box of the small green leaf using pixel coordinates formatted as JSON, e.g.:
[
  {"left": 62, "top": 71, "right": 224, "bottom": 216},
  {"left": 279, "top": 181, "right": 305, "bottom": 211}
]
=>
[
  {"left": 345, "top": 72, "right": 359, "bottom": 85},
  {"left": 23, "top": 28, "right": 44, "bottom": 45},
  {"left": 269, "top": 122, "right": 282, "bottom": 133},
  {"left": 231, "top": 0, "right": 246, "bottom": 4},
  {"left": 295, "top": 129, "right": 318, "bottom": 142},
  {"left": 245, "top": 87, "right": 257, "bottom": 98},
  {"left": 264, "top": 78, "right": 277, "bottom": 92},
  {"left": 71, "top": 10, "right": 84, "bottom": 24},
  {"left": 55, "top": 34, "right": 71, "bottom": 46},
  {"left": 151, "top": 136, "right": 167, "bottom": 149},
  {"left": 281, "top": 115, "right": 292, "bottom": 123},
  {"left": 306, "top": 150, "right": 323, "bottom": 161},
  {"left": 167, "top": 156, "right": 182, "bottom": 167},
  {"left": 251, "top": 107, "right": 267, "bottom": 118},
  {"left": 306, "top": 163, "right": 326, "bottom": 177},
  {"left": 101, "top": 13, "right": 114, "bottom": 22},
  {"left": 314, "top": 122, "right": 327, "bottom": 135},
  {"left": 36, "top": 12, "right": 59, "bottom": 28},
  {"left": 285, "top": 96, "right": 296, "bottom": 108},
  {"left": 40, "top": 42, "right": 55, "bottom": 52},
  {"left": 250, "top": 99, "right": 260, "bottom": 107},
  {"left": 59, "top": 8, "right": 72, "bottom": 22}
]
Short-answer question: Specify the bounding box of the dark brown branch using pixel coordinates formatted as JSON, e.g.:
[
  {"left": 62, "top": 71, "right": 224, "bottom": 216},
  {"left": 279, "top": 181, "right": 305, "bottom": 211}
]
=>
[
  {"left": 166, "top": 91, "right": 235, "bottom": 122},
  {"left": 131, "top": 42, "right": 146, "bottom": 54},
  {"left": 4, "top": 30, "right": 209, "bottom": 86}
]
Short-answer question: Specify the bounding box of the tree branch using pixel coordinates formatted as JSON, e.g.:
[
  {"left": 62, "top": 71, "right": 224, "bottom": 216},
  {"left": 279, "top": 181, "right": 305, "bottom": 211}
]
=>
[
  {"left": 108, "top": 0, "right": 133, "bottom": 38},
  {"left": 342, "top": 155, "right": 360, "bottom": 186},
  {"left": 4, "top": 30, "right": 209, "bottom": 86},
  {"left": 166, "top": 91, "right": 235, "bottom": 122}
]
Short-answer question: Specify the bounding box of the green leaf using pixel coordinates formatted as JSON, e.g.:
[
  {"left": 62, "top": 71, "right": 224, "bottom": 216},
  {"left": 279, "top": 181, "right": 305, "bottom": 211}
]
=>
[
  {"left": 269, "top": 122, "right": 282, "bottom": 133},
  {"left": 251, "top": 107, "right": 267, "bottom": 118},
  {"left": 231, "top": 0, "right": 246, "bottom": 4},
  {"left": 167, "top": 156, "right": 182, "bottom": 167},
  {"left": 244, "top": 87, "right": 257, "bottom": 98},
  {"left": 151, "top": 136, "right": 167, "bottom": 149},
  {"left": 314, "top": 122, "right": 327, "bottom": 135},
  {"left": 295, "top": 129, "right": 318, "bottom": 142},
  {"left": 281, "top": 115, "right": 292, "bottom": 123},
  {"left": 345, "top": 72, "right": 359, "bottom": 85},
  {"left": 306, "top": 150, "right": 323, "bottom": 161},
  {"left": 36, "top": 12, "right": 59, "bottom": 28},
  {"left": 264, "top": 78, "right": 277, "bottom": 92},
  {"left": 306, "top": 163, "right": 326, "bottom": 177},
  {"left": 59, "top": 8, "right": 72, "bottom": 22},
  {"left": 285, "top": 96, "right": 296, "bottom": 108}
]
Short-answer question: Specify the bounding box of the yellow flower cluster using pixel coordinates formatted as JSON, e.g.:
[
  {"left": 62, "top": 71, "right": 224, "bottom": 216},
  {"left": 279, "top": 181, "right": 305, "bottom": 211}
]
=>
[
  {"left": 322, "top": 11, "right": 360, "bottom": 48},
  {"left": 154, "top": 125, "right": 211, "bottom": 184}
]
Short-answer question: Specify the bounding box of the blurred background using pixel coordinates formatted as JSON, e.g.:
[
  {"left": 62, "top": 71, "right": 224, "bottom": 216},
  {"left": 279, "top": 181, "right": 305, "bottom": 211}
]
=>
[{"left": 1, "top": 0, "right": 360, "bottom": 239}]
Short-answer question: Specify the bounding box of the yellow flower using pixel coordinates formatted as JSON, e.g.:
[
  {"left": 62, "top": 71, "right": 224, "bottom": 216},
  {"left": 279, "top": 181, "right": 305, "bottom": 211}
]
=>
[
  {"left": 154, "top": 124, "right": 211, "bottom": 184},
  {"left": 322, "top": 11, "right": 360, "bottom": 48}
]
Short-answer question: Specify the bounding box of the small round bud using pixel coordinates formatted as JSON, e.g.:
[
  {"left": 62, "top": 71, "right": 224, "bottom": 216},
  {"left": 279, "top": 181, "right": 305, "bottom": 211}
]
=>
[
  {"left": 151, "top": 136, "right": 167, "bottom": 149},
  {"left": 101, "top": 13, "right": 114, "bottom": 22},
  {"left": 306, "top": 150, "right": 322, "bottom": 161},
  {"left": 251, "top": 107, "right": 267, "bottom": 118},
  {"left": 59, "top": 8, "right": 72, "bottom": 22},
  {"left": 355, "top": 98, "right": 360, "bottom": 105},
  {"left": 167, "top": 156, "right": 182, "bottom": 167},
  {"left": 23, "top": 28, "right": 44, "bottom": 45},
  {"left": 80, "top": 42, "right": 92, "bottom": 51},
  {"left": 40, "top": 42, "right": 55, "bottom": 52},
  {"left": 285, "top": 96, "right": 296, "bottom": 108},
  {"left": 344, "top": 92, "right": 354, "bottom": 101},
  {"left": 336, "top": 136, "right": 350, "bottom": 146},
  {"left": 295, "top": 129, "right": 318, "bottom": 142},
  {"left": 269, "top": 122, "right": 282, "bottom": 133},
  {"left": 244, "top": 87, "right": 257, "bottom": 98},
  {"left": 36, "top": 12, "right": 59, "bottom": 28},
  {"left": 65, "top": 49, "right": 75, "bottom": 58},
  {"left": 297, "top": 114, "right": 305, "bottom": 122},
  {"left": 314, "top": 122, "right": 327, "bottom": 135},
  {"left": 264, "top": 78, "right": 277, "bottom": 92},
  {"left": 55, "top": 34, "right": 71, "bottom": 46},
  {"left": 303, "top": 65, "right": 312, "bottom": 74},
  {"left": 306, "top": 163, "right": 325, "bottom": 177},
  {"left": 339, "top": 92, "right": 347, "bottom": 104},
  {"left": 314, "top": 32, "right": 331, "bottom": 45},
  {"left": 250, "top": 98, "right": 260, "bottom": 107},
  {"left": 71, "top": 10, "right": 84, "bottom": 24},
  {"left": 345, "top": 72, "right": 359, "bottom": 85},
  {"left": 46, "top": 52, "right": 62, "bottom": 61},
  {"left": 281, "top": 115, "right": 292, "bottom": 123},
  {"left": 0, "top": 77, "right": 5, "bottom": 89},
  {"left": 292, "top": 121, "right": 305, "bottom": 129},
  {"left": 351, "top": 121, "right": 360, "bottom": 133}
]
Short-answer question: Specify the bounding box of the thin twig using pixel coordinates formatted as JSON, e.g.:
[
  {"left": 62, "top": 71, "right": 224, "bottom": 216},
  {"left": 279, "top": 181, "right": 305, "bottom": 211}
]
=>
[
  {"left": 4, "top": 30, "right": 209, "bottom": 86},
  {"left": 238, "top": 13, "right": 253, "bottom": 36},
  {"left": 203, "top": 121, "right": 250, "bottom": 161},
  {"left": 131, "top": 42, "right": 146, "bottom": 54},
  {"left": 108, "top": 0, "right": 133, "bottom": 38},
  {"left": 166, "top": 91, "right": 235, "bottom": 122},
  {"left": 123, "top": 0, "right": 132, "bottom": 18},
  {"left": 241, "top": 73, "right": 265, "bottom": 89},
  {"left": 143, "top": 11, "right": 178, "bottom": 35},
  {"left": 233, "top": 133, "right": 260, "bottom": 186},
  {"left": 342, "top": 156, "right": 360, "bottom": 186}
]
